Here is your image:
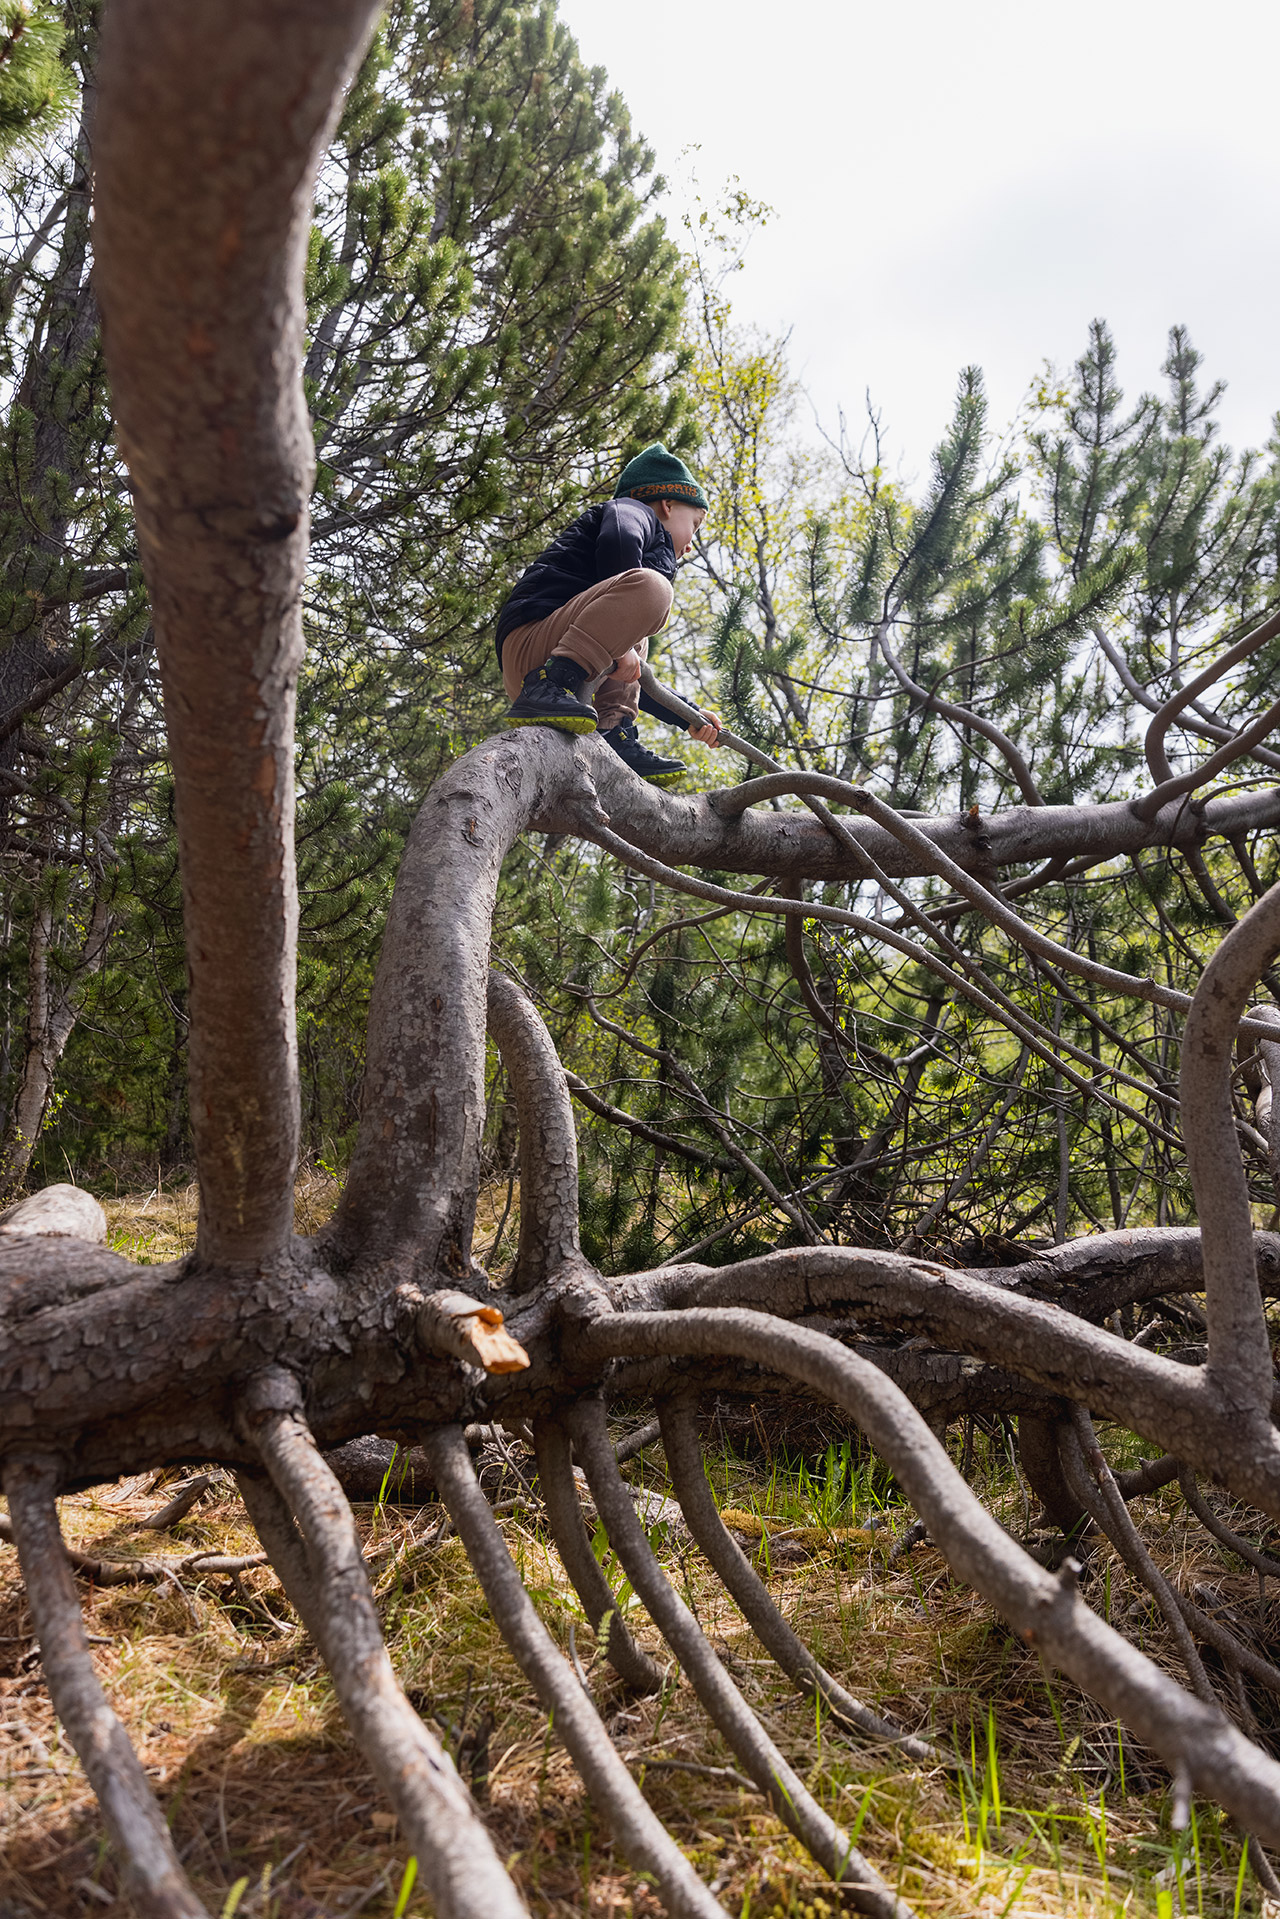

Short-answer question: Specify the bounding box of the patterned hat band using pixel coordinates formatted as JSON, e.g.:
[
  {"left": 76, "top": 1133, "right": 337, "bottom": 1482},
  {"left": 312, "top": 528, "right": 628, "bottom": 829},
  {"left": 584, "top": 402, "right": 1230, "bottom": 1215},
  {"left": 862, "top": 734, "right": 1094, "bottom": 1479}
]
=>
[{"left": 626, "top": 481, "right": 703, "bottom": 503}]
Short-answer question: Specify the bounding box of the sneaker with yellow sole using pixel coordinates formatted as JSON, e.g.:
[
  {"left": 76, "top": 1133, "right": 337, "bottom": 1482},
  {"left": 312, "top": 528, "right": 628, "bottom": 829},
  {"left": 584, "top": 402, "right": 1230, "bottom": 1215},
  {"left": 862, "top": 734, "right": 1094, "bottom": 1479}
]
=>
[{"left": 504, "top": 665, "right": 597, "bottom": 734}]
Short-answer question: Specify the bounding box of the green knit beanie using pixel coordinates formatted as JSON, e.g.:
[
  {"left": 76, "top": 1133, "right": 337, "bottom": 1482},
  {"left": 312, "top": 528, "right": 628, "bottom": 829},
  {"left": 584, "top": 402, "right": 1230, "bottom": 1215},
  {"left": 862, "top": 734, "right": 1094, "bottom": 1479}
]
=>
[{"left": 614, "top": 442, "right": 708, "bottom": 511}]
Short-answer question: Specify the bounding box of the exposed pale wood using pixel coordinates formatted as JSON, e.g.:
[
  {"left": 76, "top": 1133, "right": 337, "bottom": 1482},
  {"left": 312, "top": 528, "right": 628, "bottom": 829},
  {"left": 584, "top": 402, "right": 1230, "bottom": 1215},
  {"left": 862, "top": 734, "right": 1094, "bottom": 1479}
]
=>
[{"left": 417, "top": 1288, "right": 531, "bottom": 1373}]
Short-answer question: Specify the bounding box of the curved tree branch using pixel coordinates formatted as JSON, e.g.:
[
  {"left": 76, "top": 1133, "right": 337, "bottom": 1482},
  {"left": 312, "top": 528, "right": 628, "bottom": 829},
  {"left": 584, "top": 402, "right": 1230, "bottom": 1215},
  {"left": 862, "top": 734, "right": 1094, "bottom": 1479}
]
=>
[
  {"left": 423, "top": 1422, "right": 729, "bottom": 1919},
  {"left": 328, "top": 738, "right": 606, "bottom": 1282},
  {"left": 1179, "top": 882, "right": 1280, "bottom": 1410},
  {"left": 246, "top": 1379, "right": 524, "bottom": 1919},
  {"left": 1135, "top": 692, "right": 1280, "bottom": 823},
  {"left": 530, "top": 1414, "right": 664, "bottom": 1694},
  {"left": 875, "top": 620, "right": 1045, "bottom": 805},
  {"left": 1177, "top": 1464, "right": 1280, "bottom": 1581},
  {"left": 569, "top": 1395, "right": 911, "bottom": 1917},
  {"left": 657, "top": 1393, "right": 939, "bottom": 1762},
  {"left": 1141, "top": 605, "right": 1280, "bottom": 795},
  {"left": 1059, "top": 1410, "right": 1214, "bottom": 1704},
  {"left": 609, "top": 1248, "right": 1280, "bottom": 1513},
  {"left": 577, "top": 1308, "right": 1280, "bottom": 1845},
  {"left": 3, "top": 1458, "right": 206, "bottom": 1919},
  {"left": 486, "top": 971, "right": 583, "bottom": 1292},
  {"left": 1091, "top": 620, "right": 1280, "bottom": 773}
]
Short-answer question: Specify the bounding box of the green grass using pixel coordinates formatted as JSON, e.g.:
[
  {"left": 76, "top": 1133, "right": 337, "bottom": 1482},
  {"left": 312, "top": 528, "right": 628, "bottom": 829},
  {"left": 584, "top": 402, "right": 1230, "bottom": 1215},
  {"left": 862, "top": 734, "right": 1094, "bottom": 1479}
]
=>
[{"left": 2, "top": 1435, "right": 1271, "bottom": 1915}]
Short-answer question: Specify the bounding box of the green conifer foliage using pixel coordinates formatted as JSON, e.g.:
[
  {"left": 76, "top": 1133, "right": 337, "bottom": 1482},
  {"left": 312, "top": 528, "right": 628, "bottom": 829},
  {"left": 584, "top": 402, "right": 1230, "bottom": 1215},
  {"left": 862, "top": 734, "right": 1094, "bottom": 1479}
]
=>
[
  {"left": 506, "top": 311, "right": 1280, "bottom": 1266},
  {"left": 0, "top": 0, "right": 693, "bottom": 1188},
  {"left": 0, "top": 0, "right": 75, "bottom": 155}
]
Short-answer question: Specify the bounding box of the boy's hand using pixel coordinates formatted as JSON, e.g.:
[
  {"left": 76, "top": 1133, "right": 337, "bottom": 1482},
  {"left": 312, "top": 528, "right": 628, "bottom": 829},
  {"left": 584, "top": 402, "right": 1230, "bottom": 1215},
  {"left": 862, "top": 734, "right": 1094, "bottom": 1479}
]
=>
[
  {"left": 689, "top": 710, "right": 723, "bottom": 747},
  {"left": 606, "top": 648, "right": 643, "bottom": 684}
]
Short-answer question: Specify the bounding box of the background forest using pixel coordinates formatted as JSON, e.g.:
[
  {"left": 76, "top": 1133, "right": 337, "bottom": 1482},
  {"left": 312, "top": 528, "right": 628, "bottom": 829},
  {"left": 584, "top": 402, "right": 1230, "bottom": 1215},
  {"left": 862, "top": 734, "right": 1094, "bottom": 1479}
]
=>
[
  {"left": 9, "top": 7, "right": 1280, "bottom": 1918},
  {"left": 2, "top": 0, "right": 1278, "bottom": 1277}
]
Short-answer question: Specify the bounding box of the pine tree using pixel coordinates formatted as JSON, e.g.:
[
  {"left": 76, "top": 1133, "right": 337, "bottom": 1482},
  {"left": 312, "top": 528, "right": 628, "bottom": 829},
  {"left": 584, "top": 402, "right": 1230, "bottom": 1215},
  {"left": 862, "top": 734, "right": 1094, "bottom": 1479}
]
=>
[
  {"left": 0, "top": 0, "right": 76, "bottom": 155},
  {"left": 0, "top": 0, "right": 693, "bottom": 1188}
]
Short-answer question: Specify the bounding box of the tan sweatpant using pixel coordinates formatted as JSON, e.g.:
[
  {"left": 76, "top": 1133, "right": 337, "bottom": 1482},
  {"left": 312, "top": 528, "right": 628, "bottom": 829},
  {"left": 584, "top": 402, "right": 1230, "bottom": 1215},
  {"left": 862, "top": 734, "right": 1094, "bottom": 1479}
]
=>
[{"left": 500, "top": 567, "right": 674, "bottom": 732}]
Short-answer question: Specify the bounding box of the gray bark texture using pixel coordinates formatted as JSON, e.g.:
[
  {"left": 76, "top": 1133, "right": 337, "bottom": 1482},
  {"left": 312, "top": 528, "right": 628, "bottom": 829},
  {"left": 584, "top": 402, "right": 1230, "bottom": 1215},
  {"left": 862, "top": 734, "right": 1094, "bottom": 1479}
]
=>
[
  {"left": 93, "top": 0, "right": 383, "bottom": 1265},
  {"left": 6, "top": 6, "right": 1280, "bottom": 1915}
]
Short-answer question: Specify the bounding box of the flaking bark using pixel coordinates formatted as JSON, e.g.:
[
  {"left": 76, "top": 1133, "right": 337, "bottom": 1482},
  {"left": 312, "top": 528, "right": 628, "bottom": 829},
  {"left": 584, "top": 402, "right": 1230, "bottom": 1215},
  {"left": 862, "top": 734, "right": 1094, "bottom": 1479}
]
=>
[{"left": 8, "top": 4, "right": 1280, "bottom": 1908}]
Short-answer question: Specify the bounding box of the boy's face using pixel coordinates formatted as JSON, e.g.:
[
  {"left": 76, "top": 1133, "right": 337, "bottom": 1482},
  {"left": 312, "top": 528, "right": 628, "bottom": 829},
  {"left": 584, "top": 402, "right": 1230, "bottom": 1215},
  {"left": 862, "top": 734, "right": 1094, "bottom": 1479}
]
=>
[{"left": 654, "top": 498, "right": 705, "bottom": 557}]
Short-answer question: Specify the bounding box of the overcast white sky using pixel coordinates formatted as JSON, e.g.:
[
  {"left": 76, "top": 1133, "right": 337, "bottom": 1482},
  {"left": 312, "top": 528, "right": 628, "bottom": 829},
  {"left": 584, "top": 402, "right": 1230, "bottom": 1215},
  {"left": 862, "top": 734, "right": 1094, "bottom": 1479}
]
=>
[{"left": 555, "top": 0, "right": 1280, "bottom": 482}]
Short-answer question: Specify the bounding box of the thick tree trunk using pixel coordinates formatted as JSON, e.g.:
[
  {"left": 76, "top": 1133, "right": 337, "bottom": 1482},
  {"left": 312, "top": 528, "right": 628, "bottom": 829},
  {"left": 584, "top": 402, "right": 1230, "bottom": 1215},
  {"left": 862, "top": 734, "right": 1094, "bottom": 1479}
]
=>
[{"left": 92, "top": 0, "right": 382, "bottom": 1266}]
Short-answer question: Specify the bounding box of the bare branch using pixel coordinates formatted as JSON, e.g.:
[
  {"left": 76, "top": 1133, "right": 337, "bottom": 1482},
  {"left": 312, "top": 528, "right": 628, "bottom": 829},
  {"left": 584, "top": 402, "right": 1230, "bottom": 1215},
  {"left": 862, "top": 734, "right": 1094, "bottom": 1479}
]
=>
[
  {"left": 0, "top": 1510, "right": 265, "bottom": 1584},
  {"left": 1060, "top": 1410, "right": 1214, "bottom": 1703},
  {"left": 899, "top": 1047, "right": 1030, "bottom": 1250},
  {"left": 1250, "top": 1003, "right": 1280, "bottom": 1198},
  {"left": 569, "top": 1397, "right": 912, "bottom": 1916},
  {"left": 585, "top": 818, "right": 1189, "bottom": 1149},
  {"left": 530, "top": 1415, "right": 663, "bottom": 1694},
  {"left": 578, "top": 1309, "right": 1280, "bottom": 1845},
  {"left": 1141, "top": 605, "right": 1280, "bottom": 796},
  {"left": 658, "top": 1394, "right": 939, "bottom": 1763},
  {"left": 580, "top": 993, "right": 823, "bottom": 1242},
  {"left": 565, "top": 1071, "right": 737, "bottom": 1172},
  {"left": 1091, "top": 620, "right": 1280, "bottom": 773},
  {"left": 610, "top": 1247, "right": 1280, "bottom": 1512},
  {"left": 423, "top": 1422, "right": 729, "bottom": 1919},
  {"left": 1180, "top": 883, "right": 1280, "bottom": 1409},
  {"left": 875, "top": 620, "right": 1045, "bottom": 805},
  {"left": 486, "top": 971, "right": 583, "bottom": 1291},
  {"left": 692, "top": 766, "right": 1280, "bottom": 880},
  {"left": 3, "top": 1458, "right": 205, "bottom": 1918},
  {"left": 1177, "top": 1466, "right": 1280, "bottom": 1581},
  {"left": 1136, "top": 691, "right": 1280, "bottom": 822},
  {"left": 329, "top": 738, "right": 603, "bottom": 1282},
  {"left": 245, "top": 1381, "right": 524, "bottom": 1919}
]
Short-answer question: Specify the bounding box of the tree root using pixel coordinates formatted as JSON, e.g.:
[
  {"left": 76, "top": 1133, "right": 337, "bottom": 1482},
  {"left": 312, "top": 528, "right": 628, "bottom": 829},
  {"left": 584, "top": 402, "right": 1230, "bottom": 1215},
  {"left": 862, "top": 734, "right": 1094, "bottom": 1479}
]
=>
[
  {"left": 656, "top": 1391, "right": 940, "bottom": 1765},
  {"left": 3, "top": 1457, "right": 206, "bottom": 1919},
  {"left": 569, "top": 1395, "right": 912, "bottom": 1917}
]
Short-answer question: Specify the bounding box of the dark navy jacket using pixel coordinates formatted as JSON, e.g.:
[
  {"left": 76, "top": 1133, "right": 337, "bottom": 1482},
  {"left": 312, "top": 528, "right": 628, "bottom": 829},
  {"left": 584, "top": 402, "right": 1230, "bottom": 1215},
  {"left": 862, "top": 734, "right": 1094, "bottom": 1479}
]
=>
[{"left": 496, "top": 499, "right": 686, "bottom": 729}]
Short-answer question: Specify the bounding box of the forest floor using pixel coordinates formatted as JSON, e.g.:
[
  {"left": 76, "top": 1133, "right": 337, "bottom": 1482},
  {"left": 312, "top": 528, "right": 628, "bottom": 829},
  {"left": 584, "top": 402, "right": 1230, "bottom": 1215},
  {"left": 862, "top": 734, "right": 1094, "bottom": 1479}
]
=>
[{"left": 1, "top": 1179, "right": 1274, "bottom": 1919}]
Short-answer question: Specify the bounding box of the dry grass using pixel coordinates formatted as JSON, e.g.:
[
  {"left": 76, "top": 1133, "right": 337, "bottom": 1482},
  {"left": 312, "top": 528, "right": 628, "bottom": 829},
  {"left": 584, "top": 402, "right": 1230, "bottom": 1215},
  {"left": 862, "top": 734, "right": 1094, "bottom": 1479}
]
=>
[
  {"left": 101, "top": 1168, "right": 343, "bottom": 1265},
  {"left": 2, "top": 1183, "right": 1275, "bottom": 1916},
  {"left": 101, "top": 1168, "right": 517, "bottom": 1274},
  {"left": 4, "top": 1438, "right": 1272, "bottom": 1917}
]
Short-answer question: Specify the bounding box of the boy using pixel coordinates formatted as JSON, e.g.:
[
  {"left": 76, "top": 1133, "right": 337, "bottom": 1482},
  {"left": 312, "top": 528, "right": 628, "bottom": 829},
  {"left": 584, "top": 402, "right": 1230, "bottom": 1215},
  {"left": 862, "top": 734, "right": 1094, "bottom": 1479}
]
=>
[{"left": 496, "top": 442, "right": 722, "bottom": 786}]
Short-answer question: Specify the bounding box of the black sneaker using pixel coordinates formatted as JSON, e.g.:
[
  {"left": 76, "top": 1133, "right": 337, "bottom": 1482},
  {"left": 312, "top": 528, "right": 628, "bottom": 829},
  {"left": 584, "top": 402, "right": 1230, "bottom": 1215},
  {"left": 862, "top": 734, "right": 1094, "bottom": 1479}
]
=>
[
  {"left": 601, "top": 722, "right": 686, "bottom": 787},
  {"left": 505, "top": 666, "right": 597, "bottom": 734}
]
